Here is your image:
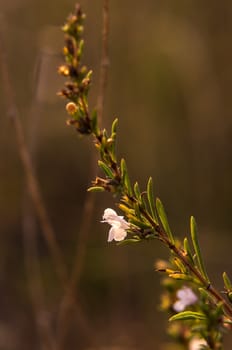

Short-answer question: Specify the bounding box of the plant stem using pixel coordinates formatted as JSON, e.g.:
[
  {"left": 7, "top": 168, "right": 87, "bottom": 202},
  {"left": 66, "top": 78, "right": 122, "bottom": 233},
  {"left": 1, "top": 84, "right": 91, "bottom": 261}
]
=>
[{"left": 142, "top": 209, "right": 232, "bottom": 318}]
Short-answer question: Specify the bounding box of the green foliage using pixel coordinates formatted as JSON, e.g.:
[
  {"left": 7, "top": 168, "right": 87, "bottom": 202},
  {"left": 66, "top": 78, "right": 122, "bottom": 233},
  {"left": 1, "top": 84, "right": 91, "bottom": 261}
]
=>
[
  {"left": 98, "top": 160, "right": 114, "bottom": 179},
  {"left": 120, "top": 158, "right": 132, "bottom": 196},
  {"left": 183, "top": 237, "right": 195, "bottom": 265},
  {"left": 156, "top": 197, "right": 174, "bottom": 244},
  {"left": 169, "top": 311, "right": 206, "bottom": 322},
  {"left": 223, "top": 272, "right": 232, "bottom": 291},
  {"left": 190, "top": 216, "right": 209, "bottom": 283},
  {"left": 146, "top": 177, "right": 158, "bottom": 223}
]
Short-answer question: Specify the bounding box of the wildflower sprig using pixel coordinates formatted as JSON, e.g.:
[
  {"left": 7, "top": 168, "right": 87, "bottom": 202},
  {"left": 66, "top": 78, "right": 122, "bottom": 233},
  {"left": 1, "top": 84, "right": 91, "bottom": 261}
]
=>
[
  {"left": 58, "top": 4, "right": 232, "bottom": 349},
  {"left": 58, "top": 4, "right": 93, "bottom": 134}
]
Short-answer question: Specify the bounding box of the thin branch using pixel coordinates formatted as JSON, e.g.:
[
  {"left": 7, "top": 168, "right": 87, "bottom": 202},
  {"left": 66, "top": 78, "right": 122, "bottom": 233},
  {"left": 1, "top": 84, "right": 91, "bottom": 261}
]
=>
[
  {"left": 56, "top": 187, "right": 97, "bottom": 349},
  {"left": 56, "top": 1, "right": 110, "bottom": 348},
  {"left": 22, "top": 200, "right": 57, "bottom": 350},
  {"left": 21, "top": 54, "right": 59, "bottom": 350}
]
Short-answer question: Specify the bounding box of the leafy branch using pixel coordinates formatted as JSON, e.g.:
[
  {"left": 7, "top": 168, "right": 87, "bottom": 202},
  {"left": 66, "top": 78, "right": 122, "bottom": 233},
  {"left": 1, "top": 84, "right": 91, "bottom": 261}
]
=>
[{"left": 58, "top": 4, "right": 232, "bottom": 349}]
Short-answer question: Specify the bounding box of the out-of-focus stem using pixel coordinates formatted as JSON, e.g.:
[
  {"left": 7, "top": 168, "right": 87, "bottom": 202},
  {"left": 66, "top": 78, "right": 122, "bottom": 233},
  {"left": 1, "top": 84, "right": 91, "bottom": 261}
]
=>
[
  {"left": 0, "top": 16, "right": 67, "bottom": 288},
  {"left": 97, "top": 0, "right": 110, "bottom": 125}
]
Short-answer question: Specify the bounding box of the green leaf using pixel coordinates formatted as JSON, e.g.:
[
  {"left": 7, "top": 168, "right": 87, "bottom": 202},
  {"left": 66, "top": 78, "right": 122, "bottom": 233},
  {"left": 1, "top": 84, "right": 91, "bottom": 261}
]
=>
[
  {"left": 128, "top": 216, "right": 151, "bottom": 230},
  {"left": 190, "top": 216, "right": 209, "bottom": 282},
  {"left": 147, "top": 177, "right": 158, "bottom": 223},
  {"left": 86, "top": 69, "right": 92, "bottom": 79},
  {"left": 117, "top": 238, "right": 141, "bottom": 245},
  {"left": 168, "top": 273, "right": 193, "bottom": 281},
  {"left": 111, "top": 118, "right": 118, "bottom": 134},
  {"left": 133, "top": 183, "right": 150, "bottom": 214},
  {"left": 183, "top": 237, "right": 194, "bottom": 265},
  {"left": 118, "top": 203, "right": 133, "bottom": 215},
  {"left": 198, "top": 288, "right": 215, "bottom": 304},
  {"left": 134, "top": 201, "right": 143, "bottom": 220},
  {"left": 172, "top": 257, "right": 187, "bottom": 274},
  {"left": 77, "top": 39, "right": 84, "bottom": 58},
  {"left": 91, "top": 109, "right": 99, "bottom": 135},
  {"left": 169, "top": 311, "right": 206, "bottom": 322},
  {"left": 120, "top": 158, "right": 132, "bottom": 196},
  {"left": 223, "top": 272, "right": 232, "bottom": 291},
  {"left": 156, "top": 198, "right": 174, "bottom": 244},
  {"left": 87, "top": 186, "right": 105, "bottom": 192},
  {"left": 133, "top": 182, "right": 141, "bottom": 200},
  {"left": 98, "top": 160, "right": 114, "bottom": 178},
  {"left": 107, "top": 134, "right": 117, "bottom": 163}
]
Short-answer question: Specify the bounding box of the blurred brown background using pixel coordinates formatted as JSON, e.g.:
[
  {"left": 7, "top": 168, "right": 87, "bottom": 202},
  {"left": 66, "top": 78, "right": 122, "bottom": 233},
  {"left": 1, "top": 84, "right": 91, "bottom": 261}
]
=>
[{"left": 0, "top": 0, "right": 232, "bottom": 349}]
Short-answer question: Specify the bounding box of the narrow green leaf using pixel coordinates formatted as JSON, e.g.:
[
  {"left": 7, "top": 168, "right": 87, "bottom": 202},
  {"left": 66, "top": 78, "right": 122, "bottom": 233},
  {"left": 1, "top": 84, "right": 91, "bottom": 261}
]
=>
[
  {"left": 198, "top": 288, "right": 216, "bottom": 304},
  {"left": 77, "top": 39, "right": 84, "bottom": 58},
  {"left": 133, "top": 182, "right": 140, "bottom": 198},
  {"left": 147, "top": 177, "right": 158, "bottom": 223},
  {"left": 134, "top": 202, "right": 143, "bottom": 220},
  {"left": 228, "top": 292, "right": 232, "bottom": 303},
  {"left": 118, "top": 203, "right": 134, "bottom": 215},
  {"left": 168, "top": 273, "right": 193, "bottom": 281},
  {"left": 183, "top": 237, "right": 194, "bottom": 265},
  {"left": 133, "top": 182, "right": 149, "bottom": 212},
  {"left": 87, "top": 186, "right": 105, "bottom": 192},
  {"left": 169, "top": 311, "right": 206, "bottom": 322},
  {"left": 108, "top": 132, "right": 117, "bottom": 162},
  {"left": 86, "top": 69, "right": 92, "bottom": 79},
  {"left": 190, "top": 216, "right": 209, "bottom": 282},
  {"left": 98, "top": 160, "right": 114, "bottom": 178},
  {"left": 172, "top": 257, "right": 187, "bottom": 274},
  {"left": 91, "top": 109, "right": 99, "bottom": 135},
  {"left": 111, "top": 118, "right": 118, "bottom": 134},
  {"left": 127, "top": 215, "right": 151, "bottom": 230},
  {"left": 117, "top": 238, "right": 141, "bottom": 245},
  {"left": 120, "top": 158, "right": 132, "bottom": 196},
  {"left": 156, "top": 198, "right": 174, "bottom": 243},
  {"left": 223, "top": 272, "right": 232, "bottom": 291}
]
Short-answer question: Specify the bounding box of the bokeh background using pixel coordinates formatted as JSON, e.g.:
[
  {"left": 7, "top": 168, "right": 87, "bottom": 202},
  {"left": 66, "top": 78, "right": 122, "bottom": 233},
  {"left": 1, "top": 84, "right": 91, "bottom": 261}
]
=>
[{"left": 1, "top": 0, "right": 232, "bottom": 349}]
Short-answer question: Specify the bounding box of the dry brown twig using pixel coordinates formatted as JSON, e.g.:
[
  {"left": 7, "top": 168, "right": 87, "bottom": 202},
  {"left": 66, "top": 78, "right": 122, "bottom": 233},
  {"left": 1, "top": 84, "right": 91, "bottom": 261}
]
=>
[
  {"left": 22, "top": 200, "right": 57, "bottom": 350},
  {"left": 0, "top": 15, "right": 63, "bottom": 350},
  {"left": 97, "top": 0, "right": 110, "bottom": 126},
  {"left": 0, "top": 24, "right": 67, "bottom": 286},
  {"left": 21, "top": 56, "right": 60, "bottom": 350}
]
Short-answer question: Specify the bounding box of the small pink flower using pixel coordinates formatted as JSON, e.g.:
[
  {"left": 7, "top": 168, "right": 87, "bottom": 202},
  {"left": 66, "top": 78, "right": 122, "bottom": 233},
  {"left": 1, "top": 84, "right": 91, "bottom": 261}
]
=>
[
  {"left": 101, "top": 208, "right": 129, "bottom": 242},
  {"left": 173, "top": 287, "right": 198, "bottom": 312}
]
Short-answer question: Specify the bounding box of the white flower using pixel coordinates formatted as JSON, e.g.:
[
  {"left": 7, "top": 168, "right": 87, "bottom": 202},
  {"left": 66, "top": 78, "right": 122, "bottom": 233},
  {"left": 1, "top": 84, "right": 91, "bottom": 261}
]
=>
[
  {"left": 101, "top": 208, "right": 129, "bottom": 242},
  {"left": 189, "top": 337, "right": 207, "bottom": 350},
  {"left": 173, "top": 287, "right": 198, "bottom": 312}
]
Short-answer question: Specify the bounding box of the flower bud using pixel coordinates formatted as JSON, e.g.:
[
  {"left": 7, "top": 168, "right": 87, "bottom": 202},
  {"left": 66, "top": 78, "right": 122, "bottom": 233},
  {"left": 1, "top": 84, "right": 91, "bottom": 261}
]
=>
[
  {"left": 66, "top": 102, "right": 78, "bottom": 115},
  {"left": 58, "top": 65, "right": 69, "bottom": 76}
]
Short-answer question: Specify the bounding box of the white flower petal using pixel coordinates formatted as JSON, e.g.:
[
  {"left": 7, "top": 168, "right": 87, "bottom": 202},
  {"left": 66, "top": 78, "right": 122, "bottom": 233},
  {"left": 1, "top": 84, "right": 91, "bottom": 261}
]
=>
[
  {"left": 108, "top": 227, "right": 115, "bottom": 242},
  {"left": 102, "top": 208, "right": 129, "bottom": 242},
  {"left": 102, "top": 208, "right": 117, "bottom": 221},
  {"left": 107, "top": 226, "right": 127, "bottom": 242},
  {"left": 113, "top": 227, "right": 127, "bottom": 241}
]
